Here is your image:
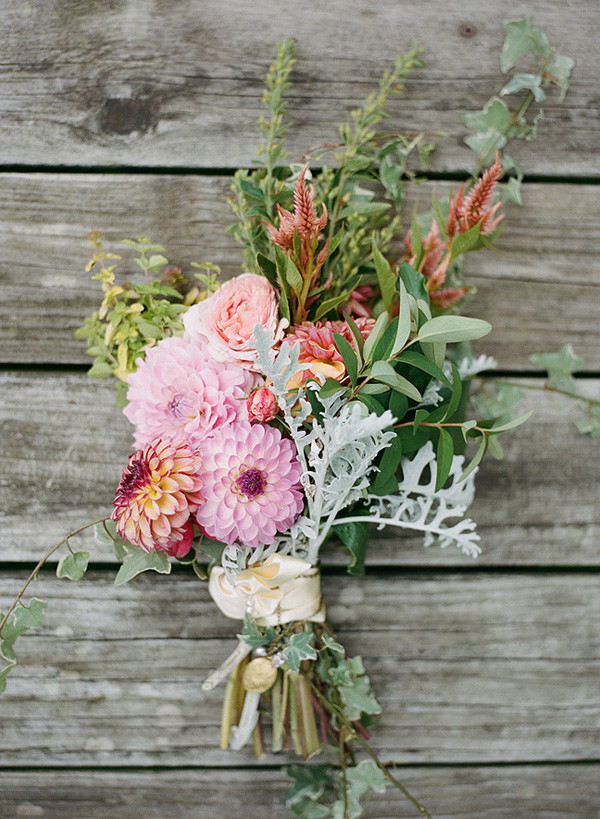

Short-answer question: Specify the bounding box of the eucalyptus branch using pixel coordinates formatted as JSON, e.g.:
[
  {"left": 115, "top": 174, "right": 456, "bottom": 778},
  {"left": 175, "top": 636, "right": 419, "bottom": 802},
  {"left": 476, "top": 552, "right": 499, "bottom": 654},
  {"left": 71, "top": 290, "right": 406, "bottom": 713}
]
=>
[
  {"left": 484, "top": 377, "right": 600, "bottom": 408},
  {"left": 0, "top": 517, "right": 108, "bottom": 637}
]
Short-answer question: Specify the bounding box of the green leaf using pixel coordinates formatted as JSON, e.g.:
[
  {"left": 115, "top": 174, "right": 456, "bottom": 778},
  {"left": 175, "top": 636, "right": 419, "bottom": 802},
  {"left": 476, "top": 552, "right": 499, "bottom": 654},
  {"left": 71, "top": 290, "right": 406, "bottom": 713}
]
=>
[
  {"left": 501, "top": 72, "right": 546, "bottom": 102},
  {"left": 147, "top": 254, "right": 168, "bottom": 269},
  {"left": 284, "top": 255, "right": 304, "bottom": 297},
  {"left": 370, "top": 361, "right": 422, "bottom": 402},
  {"left": 114, "top": 546, "right": 171, "bottom": 586},
  {"left": 238, "top": 613, "right": 277, "bottom": 649},
  {"left": 362, "top": 312, "right": 389, "bottom": 362},
  {"left": 282, "top": 630, "right": 317, "bottom": 673},
  {"left": 395, "top": 350, "right": 452, "bottom": 389},
  {"left": 314, "top": 292, "right": 351, "bottom": 321},
  {"left": 501, "top": 19, "right": 551, "bottom": 73},
  {"left": 460, "top": 435, "right": 488, "bottom": 481},
  {"left": 503, "top": 176, "right": 523, "bottom": 205},
  {"left": 285, "top": 765, "right": 336, "bottom": 819},
  {"left": 420, "top": 340, "right": 446, "bottom": 368},
  {"left": 343, "top": 314, "right": 365, "bottom": 360},
  {"left": 443, "top": 364, "right": 463, "bottom": 420},
  {"left": 410, "top": 208, "right": 423, "bottom": 263},
  {"left": 87, "top": 361, "right": 114, "bottom": 379},
  {"left": 1, "top": 598, "right": 48, "bottom": 665},
  {"left": 531, "top": 344, "right": 585, "bottom": 376},
  {"left": 464, "top": 97, "right": 513, "bottom": 134},
  {"left": 391, "top": 278, "right": 411, "bottom": 355},
  {"left": 318, "top": 378, "right": 349, "bottom": 399},
  {"left": 332, "top": 760, "right": 387, "bottom": 819},
  {"left": 56, "top": 551, "right": 89, "bottom": 581},
  {"left": 449, "top": 221, "right": 483, "bottom": 260},
  {"left": 337, "top": 655, "right": 382, "bottom": 720},
  {"left": 371, "top": 433, "right": 403, "bottom": 495},
  {"left": 488, "top": 409, "right": 534, "bottom": 433},
  {"left": 372, "top": 241, "right": 395, "bottom": 314},
  {"left": 332, "top": 332, "right": 358, "bottom": 387},
  {"left": 333, "top": 520, "right": 369, "bottom": 575},
  {"left": 547, "top": 54, "right": 575, "bottom": 100},
  {"left": 417, "top": 316, "right": 492, "bottom": 344},
  {"left": 397, "top": 262, "right": 429, "bottom": 302},
  {"left": 436, "top": 428, "right": 454, "bottom": 491},
  {"left": 358, "top": 382, "right": 388, "bottom": 396}
]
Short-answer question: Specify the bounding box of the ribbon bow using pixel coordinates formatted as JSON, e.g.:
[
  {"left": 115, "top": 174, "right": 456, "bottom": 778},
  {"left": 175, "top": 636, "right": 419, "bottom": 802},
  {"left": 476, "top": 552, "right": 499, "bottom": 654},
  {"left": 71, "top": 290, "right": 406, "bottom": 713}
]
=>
[{"left": 208, "top": 553, "right": 325, "bottom": 626}]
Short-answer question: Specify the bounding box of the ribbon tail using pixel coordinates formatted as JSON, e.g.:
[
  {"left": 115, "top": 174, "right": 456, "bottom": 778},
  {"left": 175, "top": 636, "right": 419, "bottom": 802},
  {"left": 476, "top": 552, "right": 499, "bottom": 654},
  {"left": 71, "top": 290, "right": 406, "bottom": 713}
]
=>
[{"left": 229, "top": 691, "right": 261, "bottom": 750}]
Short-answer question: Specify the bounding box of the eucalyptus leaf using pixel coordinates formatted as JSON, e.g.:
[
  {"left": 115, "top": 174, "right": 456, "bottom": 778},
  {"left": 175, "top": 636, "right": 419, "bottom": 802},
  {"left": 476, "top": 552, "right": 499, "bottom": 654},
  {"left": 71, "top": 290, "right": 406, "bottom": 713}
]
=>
[
  {"left": 370, "top": 360, "right": 422, "bottom": 401},
  {"left": 391, "top": 278, "right": 411, "bottom": 355},
  {"left": 418, "top": 316, "right": 492, "bottom": 344},
  {"left": 436, "top": 428, "right": 454, "bottom": 491},
  {"left": 362, "top": 312, "right": 389, "bottom": 362},
  {"left": 333, "top": 332, "right": 358, "bottom": 387},
  {"left": 333, "top": 520, "right": 369, "bottom": 574},
  {"left": 372, "top": 241, "right": 395, "bottom": 314}
]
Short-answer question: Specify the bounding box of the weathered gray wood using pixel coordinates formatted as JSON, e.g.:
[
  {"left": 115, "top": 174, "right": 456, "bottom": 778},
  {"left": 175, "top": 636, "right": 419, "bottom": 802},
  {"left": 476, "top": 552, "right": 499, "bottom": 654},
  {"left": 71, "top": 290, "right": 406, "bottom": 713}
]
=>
[
  {"left": 1, "top": 174, "right": 599, "bottom": 367},
  {"left": 2, "top": 372, "right": 598, "bottom": 566},
  {"left": 0, "top": 765, "right": 597, "bottom": 818},
  {"left": 0, "top": 572, "right": 598, "bottom": 765},
  {"left": 0, "top": 1, "right": 595, "bottom": 174}
]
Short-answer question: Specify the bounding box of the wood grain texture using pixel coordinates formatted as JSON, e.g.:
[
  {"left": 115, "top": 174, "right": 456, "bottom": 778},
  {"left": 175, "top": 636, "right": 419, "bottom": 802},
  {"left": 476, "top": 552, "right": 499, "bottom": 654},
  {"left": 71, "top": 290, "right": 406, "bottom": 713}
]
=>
[
  {"left": 0, "top": 766, "right": 597, "bottom": 818},
  {"left": 0, "top": 1, "right": 596, "bottom": 175},
  {"left": 1, "top": 174, "right": 599, "bottom": 367},
  {"left": 2, "top": 372, "right": 598, "bottom": 566},
  {"left": 0, "top": 572, "right": 598, "bottom": 766}
]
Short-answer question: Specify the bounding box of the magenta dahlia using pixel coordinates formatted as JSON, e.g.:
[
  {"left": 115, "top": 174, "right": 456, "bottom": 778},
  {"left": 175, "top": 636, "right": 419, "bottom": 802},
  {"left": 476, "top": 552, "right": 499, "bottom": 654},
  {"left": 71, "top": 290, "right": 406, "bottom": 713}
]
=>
[
  {"left": 194, "top": 422, "right": 304, "bottom": 548},
  {"left": 112, "top": 438, "right": 204, "bottom": 558},
  {"left": 123, "top": 336, "right": 256, "bottom": 450}
]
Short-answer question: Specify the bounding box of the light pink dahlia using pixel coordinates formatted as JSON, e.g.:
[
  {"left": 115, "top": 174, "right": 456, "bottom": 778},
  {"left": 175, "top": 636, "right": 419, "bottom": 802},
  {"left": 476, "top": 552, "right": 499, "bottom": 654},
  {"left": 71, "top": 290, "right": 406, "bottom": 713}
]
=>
[
  {"left": 112, "top": 438, "right": 204, "bottom": 558},
  {"left": 124, "top": 336, "right": 256, "bottom": 450},
  {"left": 195, "top": 422, "right": 304, "bottom": 548}
]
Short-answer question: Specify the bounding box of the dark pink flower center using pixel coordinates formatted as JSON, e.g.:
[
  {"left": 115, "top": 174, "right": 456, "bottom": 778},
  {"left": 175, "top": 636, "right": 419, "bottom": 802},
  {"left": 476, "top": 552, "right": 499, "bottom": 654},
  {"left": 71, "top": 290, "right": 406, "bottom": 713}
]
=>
[
  {"left": 236, "top": 467, "right": 267, "bottom": 498},
  {"left": 116, "top": 456, "right": 151, "bottom": 500}
]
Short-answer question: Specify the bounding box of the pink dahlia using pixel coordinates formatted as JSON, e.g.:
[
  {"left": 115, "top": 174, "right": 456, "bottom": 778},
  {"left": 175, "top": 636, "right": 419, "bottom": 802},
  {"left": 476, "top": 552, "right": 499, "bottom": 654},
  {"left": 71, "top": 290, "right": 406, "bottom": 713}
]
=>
[
  {"left": 112, "top": 438, "right": 204, "bottom": 558},
  {"left": 195, "top": 422, "right": 304, "bottom": 548},
  {"left": 124, "top": 336, "right": 255, "bottom": 450},
  {"left": 285, "top": 318, "right": 375, "bottom": 388}
]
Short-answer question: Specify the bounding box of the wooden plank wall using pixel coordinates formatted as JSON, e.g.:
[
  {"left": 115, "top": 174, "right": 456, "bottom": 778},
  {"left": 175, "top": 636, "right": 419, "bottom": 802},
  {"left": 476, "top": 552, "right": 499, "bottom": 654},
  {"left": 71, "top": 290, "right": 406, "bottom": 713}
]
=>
[{"left": 0, "top": 2, "right": 598, "bottom": 816}]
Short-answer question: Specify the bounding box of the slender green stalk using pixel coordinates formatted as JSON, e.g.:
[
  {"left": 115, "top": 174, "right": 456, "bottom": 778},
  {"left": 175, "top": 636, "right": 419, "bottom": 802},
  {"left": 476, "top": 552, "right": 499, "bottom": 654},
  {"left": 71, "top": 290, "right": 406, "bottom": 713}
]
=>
[
  {"left": 303, "top": 674, "right": 431, "bottom": 818},
  {"left": 0, "top": 517, "right": 108, "bottom": 638}
]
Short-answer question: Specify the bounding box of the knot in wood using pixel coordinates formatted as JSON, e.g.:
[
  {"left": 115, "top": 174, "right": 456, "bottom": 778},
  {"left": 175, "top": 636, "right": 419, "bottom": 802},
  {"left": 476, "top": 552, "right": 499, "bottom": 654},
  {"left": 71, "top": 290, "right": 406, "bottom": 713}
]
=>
[
  {"left": 100, "top": 97, "right": 153, "bottom": 135},
  {"left": 460, "top": 23, "right": 477, "bottom": 38}
]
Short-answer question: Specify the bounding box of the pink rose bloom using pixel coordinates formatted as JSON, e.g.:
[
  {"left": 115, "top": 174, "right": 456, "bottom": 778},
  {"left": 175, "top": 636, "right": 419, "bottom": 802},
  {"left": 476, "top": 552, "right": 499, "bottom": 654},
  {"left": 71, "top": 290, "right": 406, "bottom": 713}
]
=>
[
  {"left": 247, "top": 387, "right": 279, "bottom": 423},
  {"left": 183, "top": 273, "right": 288, "bottom": 369},
  {"left": 124, "top": 336, "right": 255, "bottom": 450}
]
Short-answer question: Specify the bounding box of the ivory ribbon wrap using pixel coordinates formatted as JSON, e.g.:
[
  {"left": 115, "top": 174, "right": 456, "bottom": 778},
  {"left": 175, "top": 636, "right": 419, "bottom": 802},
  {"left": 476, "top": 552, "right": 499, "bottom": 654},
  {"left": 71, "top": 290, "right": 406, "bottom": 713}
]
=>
[{"left": 208, "top": 554, "right": 325, "bottom": 626}]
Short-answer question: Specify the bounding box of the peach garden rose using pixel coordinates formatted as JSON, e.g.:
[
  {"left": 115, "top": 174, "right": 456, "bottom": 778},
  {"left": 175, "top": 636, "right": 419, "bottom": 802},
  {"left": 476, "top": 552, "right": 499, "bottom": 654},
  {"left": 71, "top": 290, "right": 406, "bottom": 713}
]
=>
[{"left": 183, "top": 273, "right": 287, "bottom": 369}]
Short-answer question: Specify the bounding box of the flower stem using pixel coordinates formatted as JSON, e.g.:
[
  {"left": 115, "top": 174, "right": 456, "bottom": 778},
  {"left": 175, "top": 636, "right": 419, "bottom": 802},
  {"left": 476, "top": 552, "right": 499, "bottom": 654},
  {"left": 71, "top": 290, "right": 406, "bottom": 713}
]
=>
[
  {"left": 303, "top": 674, "right": 431, "bottom": 818},
  {"left": 0, "top": 517, "right": 108, "bottom": 638}
]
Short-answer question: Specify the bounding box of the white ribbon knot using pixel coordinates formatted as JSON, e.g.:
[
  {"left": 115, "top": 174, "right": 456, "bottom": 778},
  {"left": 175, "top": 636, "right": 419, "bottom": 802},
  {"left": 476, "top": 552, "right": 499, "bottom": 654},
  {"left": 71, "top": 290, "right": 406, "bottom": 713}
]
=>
[{"left": 208, "top": 553, "right": 325, "bottom": 626}]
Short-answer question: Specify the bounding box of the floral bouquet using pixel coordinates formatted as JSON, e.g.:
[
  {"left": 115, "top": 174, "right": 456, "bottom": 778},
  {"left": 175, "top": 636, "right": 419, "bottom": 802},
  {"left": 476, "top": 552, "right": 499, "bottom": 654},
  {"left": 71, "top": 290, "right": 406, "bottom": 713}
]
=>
[{"left": 2, "top": 20, "right": 591, "bottom": 818}]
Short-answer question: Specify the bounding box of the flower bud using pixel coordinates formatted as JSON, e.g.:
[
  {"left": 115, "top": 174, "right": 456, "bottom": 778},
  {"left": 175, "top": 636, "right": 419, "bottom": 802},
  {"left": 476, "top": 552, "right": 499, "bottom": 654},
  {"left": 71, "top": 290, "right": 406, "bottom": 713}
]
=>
[{"left": 247, "top": 387, "right": 279, "bottom": 423}]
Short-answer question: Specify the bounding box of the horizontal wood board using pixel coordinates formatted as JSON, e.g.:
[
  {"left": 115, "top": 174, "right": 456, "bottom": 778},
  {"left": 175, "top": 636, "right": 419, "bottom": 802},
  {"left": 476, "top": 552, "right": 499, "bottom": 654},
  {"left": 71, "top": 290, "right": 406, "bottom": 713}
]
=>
[
  {"left": 1, "top": 373, "right": 598, "bottom": 566},
  {"left": 0, "top": 572, "right": 599, "bottom": 767},
  {"left": 0, "top": 766, "right": 598, "bottom": 818},
  {"left": 0, "top": 1, "right": 597, "bottom": 175},
  {"left": 0, "top": 175, "right": 599, "bottom": 368}
]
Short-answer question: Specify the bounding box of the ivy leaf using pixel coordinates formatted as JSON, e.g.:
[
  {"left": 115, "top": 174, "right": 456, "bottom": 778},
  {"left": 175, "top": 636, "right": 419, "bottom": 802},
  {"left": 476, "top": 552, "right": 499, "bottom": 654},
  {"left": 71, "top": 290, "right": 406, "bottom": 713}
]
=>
[
  {"left": 114, "top": 546, "right": 171, "bottom": 586},
  {"left": 546, "top": 54, "right": 575, "bottom": 100},
  {"left": 238, "top": 613, "right": 277, "bottom": 649},
  {"left": 285, "top": 765, "right": 338, "bottom": 819},
  {"left": 332, "top": 760, "right": 387, "bottom": 819},
  {"left": 501, "top": 19, "right": 551, "bottom": 73},
  {"left": 531, "top": 344, "right": 585, "bottom": 377},
  {"left": 333, "top": 519, "right": 369, "bottom": 575},
  {"left": 501, "top": 72, "right": 546, "bottom": 102},
  {"left": 56, "top": 551, "right": 89, "bottom": 581},
  {"left": 321, "top": 633, "right": 346, "bottom": 656},
  {"left": 338, "top": 656, "right": 382, "bottom": 721},
  {"left": 282, "top": 630, "right": 317, "bottom": 673},
  {"left": 1, "top": 598, "right": 48, "bottom": 665},
  {"left": 574, "top": 403, "right": 600, "bottom": 438},
  {"left": 95, "top": 520, "right": 128, "bottom": 561}
]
